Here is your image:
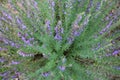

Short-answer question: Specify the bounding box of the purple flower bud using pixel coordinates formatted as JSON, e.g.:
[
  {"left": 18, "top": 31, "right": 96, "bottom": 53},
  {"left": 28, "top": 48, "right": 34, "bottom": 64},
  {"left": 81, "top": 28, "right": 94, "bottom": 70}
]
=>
[
  {"left": 96, "top": 2, "right": 101, "bottom": 11},
  {"left": 0, "top": 47, "right": 7, "bottom": 51},
  {"left": 7, "top": 14, "right": 12, "bottom": 20},
  {"left": 112, "top": 50, "right": 120, "bottom": 55},
  {"left": 0, "top": 71, "right": 10, "bottom": 77},
  {"left": 25, "top": 40, "right": 30, "bottom": 44},
  {"left": 58, "top": 66, "right": 66, "bottom": 71},
  {"left": 21, "top": 24, "right": 26, "bottom": 30},
  {"left": 54, "top": 21, "right": 63, "bottom": 34},
  {"left": 11, "top": 42, "right": 15, "bottom": 47},
  {"left": 3, "top": 39, "right": 9, "bottom": 44},
  {"left": 100, "top": 20, "right": 113, "bottom": 35},
  {"left": 41, "top": 72, "right": 50, "bottom": 77},
  {"left": 74, "top": 14, "right": 82, "bottom": 24},
  {"left": 113, "top": 66, "right": 120, "bottom": 70},
  {"left": 21, "top": 36, "right": 26, "bottom": 42},
  {"left": 33, "top": 0, "right": 38, "bottom": 9},
  {"left": 67, "top": 37, "right": 74, "bottom": 44},
  {"left": 16, "top": 17, "right": 22, "bottom": 25},
  {"left": 17, "top": 32, "right": 21, "bottom": 37},
  {"left": 106, "top": 20, "right": 113, "bottom": 29},
  {"left": 45, "top": 20, "right": 52, "bottom": 35},
  {"left": 54, "top": 34, "right": 62, "bottom": 40},
  {"left": 29, "top": 38, "right": 34, "bottom": 41},
  {"left": 51, "top": 1, "right": 55, "bottom": 7},
  {"left": 11, "top": 60, "right": 20, "bottom": 65},
  {"left": 73, "top": 30, "right": 80, "bottom": 37}
]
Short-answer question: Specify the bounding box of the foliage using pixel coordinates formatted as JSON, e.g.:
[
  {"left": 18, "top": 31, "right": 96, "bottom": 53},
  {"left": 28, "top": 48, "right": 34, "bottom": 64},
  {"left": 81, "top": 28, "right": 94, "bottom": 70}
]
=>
[{"left": 0, "top": 0, "right": 120, "bottom": 80}]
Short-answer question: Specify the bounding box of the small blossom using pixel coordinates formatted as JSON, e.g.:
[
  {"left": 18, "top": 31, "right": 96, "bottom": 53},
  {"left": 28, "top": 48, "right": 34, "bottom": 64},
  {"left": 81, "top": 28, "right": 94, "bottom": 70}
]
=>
[
  {"left": 54, "top": 34, "right": 62, "bottom": 40},
  {"left": 0, "top": 71, "right": 10, "bottom": 77},
  {"left": 54, "top": 21, "right": 63, "bottom": 34},
  {"left": 96, "top": 2, "right": 101, "bottom": 11},
  {"left": 100, "top": 20, "right": 113, "bottom": 34},
  {"left": 17, "top": 32, "right": 21, "bottom": 37},
  {"left": 67, "top": 36, "right": 74, "bottom": 44},
  {"left": 0, "top": 47, "right": 7, "bottom": 51},
  {"left": 58, "top": 66, "right": 66, "bottom": 71},
  {"left": 51, "top": 1, "right": 55, "bottom": 7},
  {"left": 113, "top": 66, "right": 120, "bottom": 70},
  {"left": 72, "top": 30, "right": 80, "bottom": 37},
  {"left": 74, "top": 14, "right": 82, "bottom": 24},
  {"left": 112, "top": 50, "right": 120, "bottom": 55},
  {"left": 21, "top": 24, "right": 26, "bottom": 30},
  {"left": 16, "top": 17, "right": 23, "bottom": 25},
  {"left": 11, "top": 60, "right": 20, "bottom": 65},
  {"left": 45, "top": 20, "right": 52, "bottom": 35},
  {"left": 33, "top": 0, "right": 38, "bottom": 9},
  {"left": 7, "top": 14, "right": 12, "bottom": 20},
  {"left": 41, "top": 72, "right": 50, "bottom": 77}
]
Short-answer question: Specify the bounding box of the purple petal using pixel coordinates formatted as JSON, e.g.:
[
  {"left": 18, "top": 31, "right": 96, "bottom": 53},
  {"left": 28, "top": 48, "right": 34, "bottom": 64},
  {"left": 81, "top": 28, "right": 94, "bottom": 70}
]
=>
[
  {"left": 54, "top": 34, "right": 62, "bottom": 40},
  {"left": 58, "top": 66, "right": 66, "bottom": 71},
  {"left": 41, "top": 72, "right": 50, "bottom": 77},
  {"left": 112, "top": 50, "right": 120, "bottom": 55},
  {"left": 11, "top": 60, "right": 20, "bottom": 65}
]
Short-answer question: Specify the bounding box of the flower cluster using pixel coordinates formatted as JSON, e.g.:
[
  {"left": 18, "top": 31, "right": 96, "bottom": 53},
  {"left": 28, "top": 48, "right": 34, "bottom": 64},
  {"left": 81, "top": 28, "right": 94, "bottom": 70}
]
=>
[
  {"left": 54, "top": 21, "right": 64, "bottom": 41},
  {"left": 17, "top": 32, "right": 34, "bottom": 46},
  {"left": 67, "top": 13, "right": 91, "bottom": 44}
]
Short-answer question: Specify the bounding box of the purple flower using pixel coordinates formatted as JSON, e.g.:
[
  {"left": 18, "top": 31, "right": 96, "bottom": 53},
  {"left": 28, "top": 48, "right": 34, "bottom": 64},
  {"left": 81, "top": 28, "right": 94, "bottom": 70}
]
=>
[
  {"left": 21, "top": 24, "right": 26, "bottom": 30},
  {"left": 25, "top": 40, "right": 31, "bottom": 44},
  {"left": 33, "top": 0, "right": 38, "bottom": 9},
  {"left": 51, "top": 1, "right": 55, "bottom": 7},
  {"left": 7, "top": 14, "right": 12, "bottom": 20},
  {"left": 54, "top": 34, "right": 62, "bottom": 40},
  {"left": 0, "top": 47, "right": 7, "bottom": 51},
  {"left": 74, "top": 14, "right": 82, "bottom": 24},
  {"left": 86, "top": 0, "right": 93, "bottom": 13},
  {"left": 21, "top": 36, "right": 26, "bottom": 42},
  {"left": 29, "top": 38, "right": 34, "bottom": 41},
  {"left": 73, "top": 30, "right": 80, "bottom": 37},
  {"left": 96, "top": 2, "right": 101, "bottom": 11},
  {"left": 112, "top": 50, "right": 120, "bottom": 55},
  {"left": 45, "top": 20, "right": 52, "bottom": 35},
  {"left": 3, "top": 39, "right": 9, "bottom": 44},
  {"left": 11, "top": 42, "right": 15, "bottom": 47},
  {"left": 106, "top": 20, "right": 113, "bottom": 28},
  {"left": 100, "top": 20, "right": 113, "bottom": 35},
  {"left": 58, "top": 66, "right": 66, "bottom": 71},
  {"left": 17, "top": 32, "right": 21, "bottom": 37},
  {"left": 11, "top": 60, "right": 20, "bottom": 65},
  {"left": 0, "top": 71, "right": 10, "bottom": 77},
  {"left": 67, "top": 36, "right": 74, "bottom": 44},
  {"left": 41, "top": 72, "right": 50, "bottom": 77},
  {"left": 54, "top": 21, "right": 63, "bottom": 34},
  {"left": 113, "top": 66, "right": 120, "bottom": 70},
  {"left": 16, "top": 17, "right": 23, "bottom": 25}
]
